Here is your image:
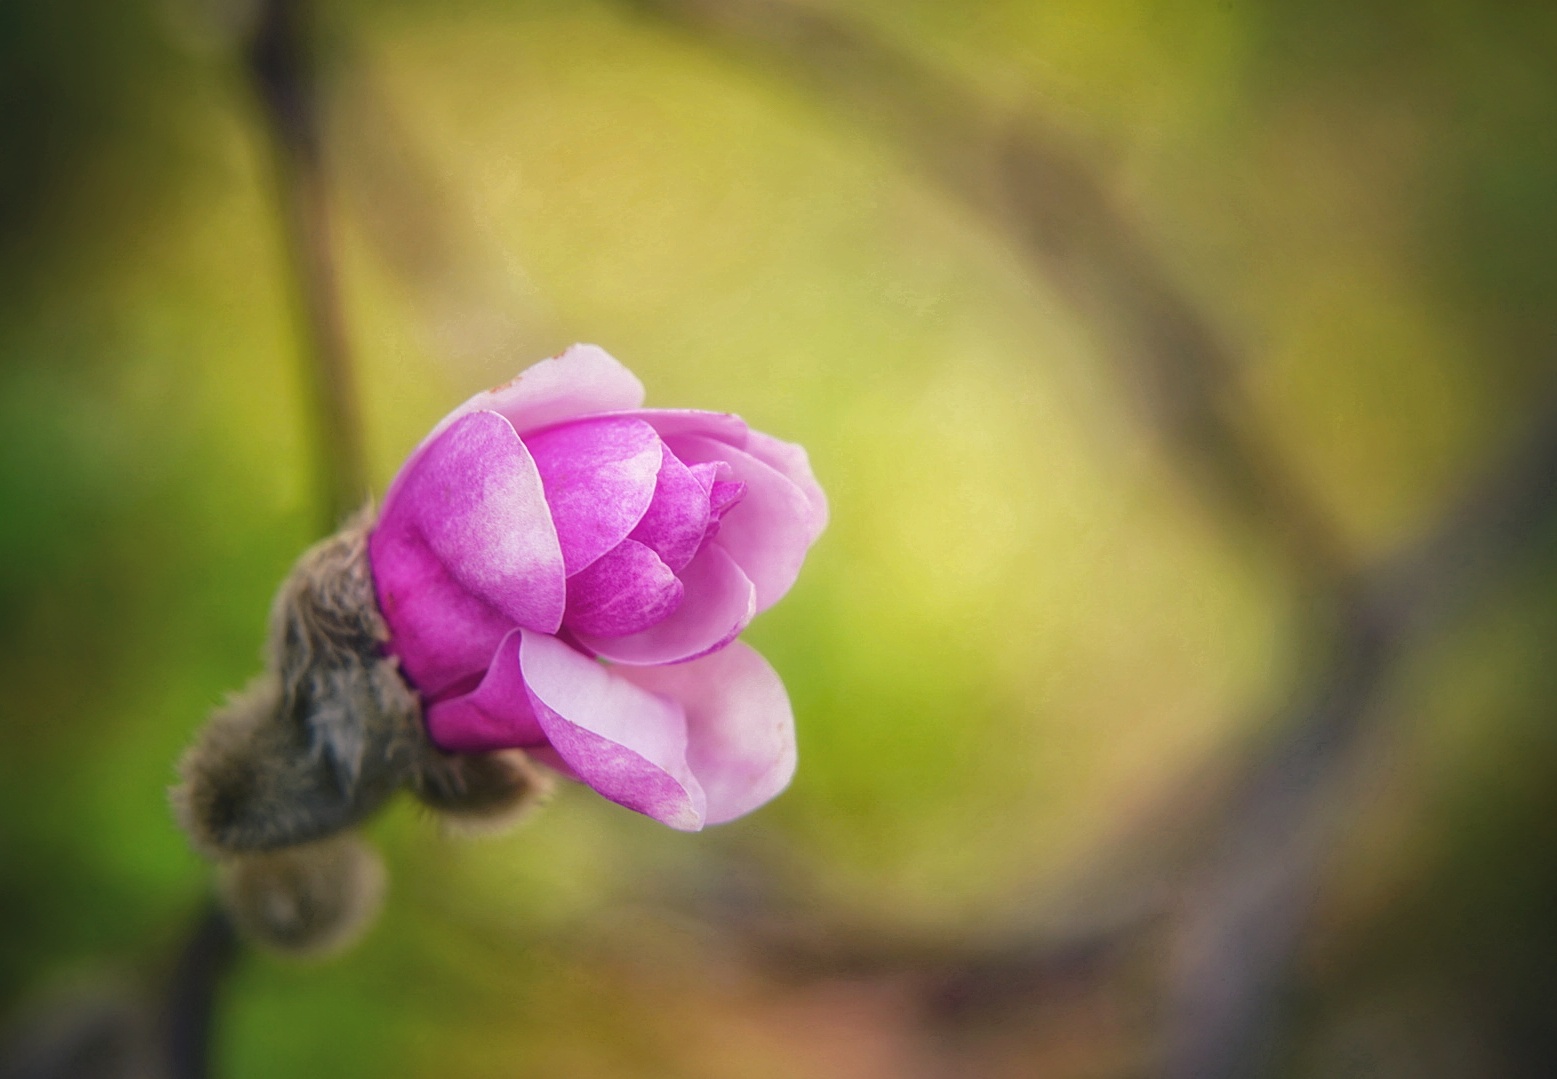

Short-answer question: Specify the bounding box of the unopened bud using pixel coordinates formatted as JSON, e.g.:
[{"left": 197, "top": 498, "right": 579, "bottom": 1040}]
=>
[
  {"left": 216, "top": 833, "right": 385, "bottom": 958},
  {"left": 171, "top": 510, "right": 423, "bottom": 856}
]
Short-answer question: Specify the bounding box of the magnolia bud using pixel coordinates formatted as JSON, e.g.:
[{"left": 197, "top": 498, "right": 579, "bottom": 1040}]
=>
[
  {"left": 216, "top": 833, "right": 385, "bottom": 958},
  {"left": 172, "top": 510, "right": 423, "bottom": 855}
]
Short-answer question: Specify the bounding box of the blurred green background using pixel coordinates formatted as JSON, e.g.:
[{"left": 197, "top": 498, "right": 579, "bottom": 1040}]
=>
[{"left": 4, "top": 1, "right": 1557, "bottom": 1076}]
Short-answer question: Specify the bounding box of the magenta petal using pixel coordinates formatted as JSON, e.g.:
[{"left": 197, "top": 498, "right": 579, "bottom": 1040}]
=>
[
  {"left": 526, "top": 745, "right": 582, "bottom": 782},
  {"left": 708, "top": 478, "right": 747, "bottom": 520},
  {"left": 370, "top": 404, "right": 566, "bottom": 638},
  {"left": 518, "top": 630, "right": 707, "bottom": 830},
  {"left": 577, "top": 543, "right": 755, "bottom": 666},
  {"left": 743, "top": 430, "right": 828, "bottom": 543},
  {"left": 368, "top": 526, "right": 515, "bottom": 697},
  {"left": 617, "top": 641, "right": 795, "bottom": 825},
  {"left": 423, "top": 630, "right": 547, "bottom": 753},
  {"left": 386, "top": 348, "right": 645, "bottom": 510},
  {"left": 628, "top": 449, "right": 713, "bottom": 573},
  {"left": 563, "top": 539, "right": 685, "bottom": 638},
  {"left": 526, "top": 417, "right": 664, "bottom": 574},
  {"left": 662, "top": 434, "right": 815, "bottom": 613}
]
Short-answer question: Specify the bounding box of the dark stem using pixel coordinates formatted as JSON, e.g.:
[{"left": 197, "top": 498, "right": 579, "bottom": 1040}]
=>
[
  {"left": 163, "top": 903, "right": 241, "bottom": 1079},
  {"left": 247, "top": 0, "right": 367, "bottom": 532}
]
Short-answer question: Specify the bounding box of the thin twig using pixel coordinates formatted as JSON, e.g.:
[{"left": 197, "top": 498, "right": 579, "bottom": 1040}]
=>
[
  {"left": 163, "top": 904, "right": 240, "bottom": 1079},
  {"left": 247, "top": 0, "right": 366, "bottom": 531},
  {"left": 624, "top": 0, "right": 1354, "bottom": 592},
  {"left": 159, "top": 5, "right": 371, "bottom": 1076}
]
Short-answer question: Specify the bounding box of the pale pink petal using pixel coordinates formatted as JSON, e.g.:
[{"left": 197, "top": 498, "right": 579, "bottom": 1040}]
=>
[
  {"left": 618, "top": 641, "right": 796, "bottom": 825},
  {"left": 518, "top": 630, "right": 706, "bottom": 830},
  {"left": 444, "top": 344, "right": 645, "bottom": 439},
  {"left": 371, "top": 410, "right": 566, "bottom": 688},
  {"left": 526, "top": 417, "right": 663, "bottom": 575},
  {"left": 423, "top": 630, "right": 547, "bottom": 753},
  {"left": 563, "top": 539, "right": 684, "bottom": 638},
  {"left": 631, "top": 408, "right": 750, "bottom": 444},
  {"left": 383, "top": 347, "right": 646, "bottom": 515},
  {"left": 576, "top": 544, "right": 755, "bottom": 666},
  {"left": 628, "top": 449, "right": 713, "bottom": 573},
  {"left": 743, "top": 430, "right": 829, "bottom": 542},
  {"left": 662, "top": 434, "right": 815, "bottom": 612},
  {"left": 636, "top": 411, "right": 827, "bottom": 543}
]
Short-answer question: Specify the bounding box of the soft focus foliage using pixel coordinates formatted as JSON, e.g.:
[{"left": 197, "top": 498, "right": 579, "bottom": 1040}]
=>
[{"left": 4, "top": 1, "right": 1557, "bottom": 1076}]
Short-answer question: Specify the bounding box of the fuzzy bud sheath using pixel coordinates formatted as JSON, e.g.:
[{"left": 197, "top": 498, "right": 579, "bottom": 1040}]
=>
[
  {"left": 172, "top": 345, "right": 825, "bottom": 954},
  {"left": 173, "top": 511, "right": 550, "bottom": 954}
]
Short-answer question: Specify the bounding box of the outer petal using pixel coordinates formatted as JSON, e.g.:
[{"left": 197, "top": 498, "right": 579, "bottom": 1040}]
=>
[
  {"left": 742, "top": 430, "right": 828, "bottom": 543},
  {"left": 576, "top": 543, "right": 755, "bottom": 666},
  {"left": 525, "top": 417, "right": 663, "bottom": 575},
  {"left": 617, "top": 641, "right": 796, "bottom": 825},
  {"left": 371, "top": 410, "right": 567, "bottom": 691},
  {"left": 444, "top": 343, "right": 645, "bottom": 438},
  {"left": 423, "top": 630, "right": 547, "bottom": 753},
  {"left": 518, "top": 630, "right": 707, "bottom": 830},
  {"left": 631, "top": 408, "right": 750, "bottom": 444},
  {"left": 379, "top": 410, "right": 565, "bottom": 628},
  {"left": 662, "top": 434, "right": 816, "bottom": 613},
  {"left": 368, "top": 526, "right": 515, "bottom": 697},
  {"left": 384, "top": 346, "right": 645, "bottom": 511}
]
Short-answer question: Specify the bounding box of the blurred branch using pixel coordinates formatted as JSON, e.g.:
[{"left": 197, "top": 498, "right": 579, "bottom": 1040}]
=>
[
  {"left": 152, "top": 6, "right": 373, "bottom": 1077},
  {"left": 163, "top": 905, "right": 239, "bottom": 1079},
  {"left": 624, "top": 0, "right": 1355, "bottom": 592},
  {"left": 326, "top": 67, "right": 558, "bottom": 375},
  {"left": 1164, "top": 397, "right": 1557, "bottom": 1079},
  {"left": 615, "top": 2, "right": 1557, "bottom": 1075},
  {"left": 247, "top": 0, "right": 366, "bottom": 530}
]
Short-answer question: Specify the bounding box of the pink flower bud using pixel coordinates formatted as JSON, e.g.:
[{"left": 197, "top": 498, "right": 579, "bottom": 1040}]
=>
[{"left": 369, "top": 345, "right": 827, "bottom": 830}]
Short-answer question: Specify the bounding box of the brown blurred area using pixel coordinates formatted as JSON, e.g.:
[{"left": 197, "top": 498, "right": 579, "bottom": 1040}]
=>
[{"left": 4, "top": 1, "right": 1557, "bottom": 1077}]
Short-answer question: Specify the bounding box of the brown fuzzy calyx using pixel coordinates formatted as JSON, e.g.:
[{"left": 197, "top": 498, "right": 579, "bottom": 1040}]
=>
[{"left": 172, "top": 507, "right": 547, "bottom": 862}]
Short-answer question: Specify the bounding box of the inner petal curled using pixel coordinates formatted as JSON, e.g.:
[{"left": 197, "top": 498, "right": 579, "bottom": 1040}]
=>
[{"left": 563, "top": 539, "right": 685, "bottom": 638}]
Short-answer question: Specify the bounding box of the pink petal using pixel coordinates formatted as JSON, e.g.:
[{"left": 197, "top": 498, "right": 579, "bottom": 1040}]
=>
[
  {"left": 564, "top": 539, "right": 685, "bottom": 638},
  {"left": 743, "top": 430, "right": 829, "bottom": 543},
  {"left": 628, "top": 449, "right": 713, "bottom": 573},
  {"left": 708, "top": 477, "right": 748, "bottom": 519},
  {"left": 371, "top": 410, "right": 567, "bottom": 691},
  {"left": 526, "top": 417, "right": 663, "bottom": 575},
  {"left": 631, "top": 408, "right": 751, "bottom": 444},
  {"left": 576, "top": 543, "right": 755, "bottom": 666},
  {"left": 443, "top": 344, "right": 645, "bottom": 439},
  {"left": 423, "top": 630, "right": 547, "bottom": 753},
  {"left": 383, "top": 347, "right": 645, "bottom": 514},
  {"left": 526, "top": 745, "right": 582, "bottom": 782},
  {"left": 518, "top": 630, "right": 707, "bottom": 830},
  {"left": 662, "top": 434, "right": 816, "bottom": 613},
  {"left": 635, "top": 411, "right": 827, "bottom": 543},
  {"left": 618, "top": 641, "right": 796, "bottom": 825},
  {"left": 369, "top": 525, "right": 516, "bottom": 697}
]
